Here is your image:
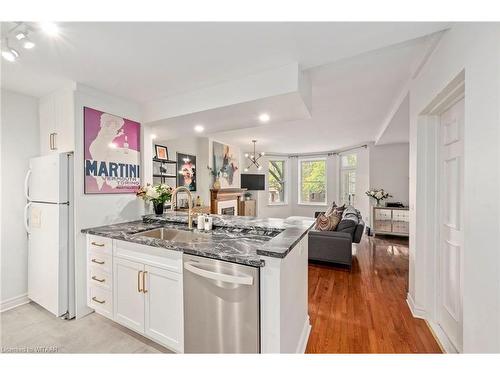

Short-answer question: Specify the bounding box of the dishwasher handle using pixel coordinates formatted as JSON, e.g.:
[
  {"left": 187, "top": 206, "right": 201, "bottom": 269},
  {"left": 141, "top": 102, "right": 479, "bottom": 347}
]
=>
[{"left": 184, "top": 261, "right": 254, "bottom": 286}]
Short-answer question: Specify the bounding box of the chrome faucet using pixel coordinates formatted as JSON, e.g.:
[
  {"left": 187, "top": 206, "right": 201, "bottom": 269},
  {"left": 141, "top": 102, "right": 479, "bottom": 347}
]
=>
[{"left": 171, "top": 186, "right": 193, "bottom": 229}]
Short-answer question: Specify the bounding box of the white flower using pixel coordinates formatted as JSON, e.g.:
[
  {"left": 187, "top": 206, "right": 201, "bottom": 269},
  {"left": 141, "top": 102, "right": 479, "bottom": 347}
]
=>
[
  {"left": 375, "top": 191, "right": 383, "bottom": 199},
  {"left": 147, "top": 186, "right": 159, "bottom": 199}
]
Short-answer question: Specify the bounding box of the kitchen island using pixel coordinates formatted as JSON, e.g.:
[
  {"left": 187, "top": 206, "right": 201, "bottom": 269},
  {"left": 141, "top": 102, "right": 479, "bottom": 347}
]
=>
[{"left": 82, "top": 212, "right": 314, "bottom": 353}]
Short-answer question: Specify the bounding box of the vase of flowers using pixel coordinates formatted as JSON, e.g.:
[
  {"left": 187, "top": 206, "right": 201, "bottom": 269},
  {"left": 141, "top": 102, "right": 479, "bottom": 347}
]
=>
[
  {"left": 136, "top": 183, "right": 173, "bottom": 215},
  {"left": 365, "top": 188, "right": 392, "bottom": 207},
  {"left": 207, "top": 165, "right": 221, "bottom": 190}
]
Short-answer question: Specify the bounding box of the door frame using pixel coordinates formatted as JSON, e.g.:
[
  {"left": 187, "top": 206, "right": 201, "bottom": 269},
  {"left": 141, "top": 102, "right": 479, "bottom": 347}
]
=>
[{"left": 409, "top": 70, "right": 467, "bottom": 353}]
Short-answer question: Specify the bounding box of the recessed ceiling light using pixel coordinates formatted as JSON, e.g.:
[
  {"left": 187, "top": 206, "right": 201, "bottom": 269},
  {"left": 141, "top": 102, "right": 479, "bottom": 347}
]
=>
[
  {"left": 150, "top": 134, "right": 157, "bottom": 139},
  {"left": 194, "top": 125, "right": 204, "bottom": 133},
  {"left": 39, "top": 22, "right": 59, "bottom": 36},
  {"left": 15, "top": 32, "right": 27, "bottom": 40},
  {"left": 259, "top": 113, "right": 270, "bottom": 123}
]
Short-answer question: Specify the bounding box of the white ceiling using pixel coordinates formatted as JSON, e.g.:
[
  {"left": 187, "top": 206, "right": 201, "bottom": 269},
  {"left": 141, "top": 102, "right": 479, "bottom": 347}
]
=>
[
  {"left": 376, "top": 93, "right": 410, "bottom": 145},
  {"left": 1, "top": 22, "right": 448, "bottom": 102},
  {"left": 212, "top": 34, "right": 437, "bottom": 153}
]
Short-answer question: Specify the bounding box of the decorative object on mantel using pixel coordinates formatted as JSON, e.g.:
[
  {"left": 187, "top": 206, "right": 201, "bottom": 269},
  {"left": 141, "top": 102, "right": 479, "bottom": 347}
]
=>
[
  {"left": 84, "top": 107, "right": 141, "bottom": 194},
  {"left": 244, "top": 191, "right": 252, "bottom": 201},
  {"left": 243, "top": 140, "right": 265, "bottom": 172},
  {"left": 213, "top": 141, "right": 240, "bottom": 188},
  {"left": 365, "top": 188, "right": 392, "bottom": 207},
  {"left": 154, "top": 144, "right": 169, "bottom": 160},
  {"left": 207, "top": 165, "right": 221, "bottom": 190},
  {"left": 136, "top": 183, "right": 173, "bottom": 215}
]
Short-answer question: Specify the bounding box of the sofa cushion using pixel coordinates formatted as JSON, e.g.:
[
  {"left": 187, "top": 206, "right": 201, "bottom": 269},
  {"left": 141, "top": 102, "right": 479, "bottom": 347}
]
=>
[
  {"left": 314, "top": 213, "right": 341, "bottom": 231},
  {"left": 336, "top": 206, "right": 360, "bottom": 234}
]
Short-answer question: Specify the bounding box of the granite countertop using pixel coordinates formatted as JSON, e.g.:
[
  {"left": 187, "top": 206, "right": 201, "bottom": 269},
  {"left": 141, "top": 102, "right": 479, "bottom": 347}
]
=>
[{"left": 81, "top": 212, "right": 314, "bottom": 267}]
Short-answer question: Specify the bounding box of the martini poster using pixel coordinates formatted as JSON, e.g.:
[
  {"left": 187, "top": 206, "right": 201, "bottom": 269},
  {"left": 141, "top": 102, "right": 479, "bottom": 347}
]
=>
[{"left": 84, "top": 107, "right": 141, "bottom": 194}]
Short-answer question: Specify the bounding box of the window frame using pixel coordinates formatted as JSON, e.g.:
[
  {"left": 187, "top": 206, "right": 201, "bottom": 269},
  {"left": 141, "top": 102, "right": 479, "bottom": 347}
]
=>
[
  {"left": 297, "top": 157, "right": 328, "bottom": 206},
  {"left": 267, "top": 157, "right": 288, "bottom": 206},
  {"left": 339, "top": 152, "right": 358, "bottom": 206}
]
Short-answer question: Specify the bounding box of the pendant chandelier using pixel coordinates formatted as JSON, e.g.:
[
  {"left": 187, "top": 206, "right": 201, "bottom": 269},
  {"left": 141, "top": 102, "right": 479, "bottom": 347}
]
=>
[{"left": 244, "top": 140, "right": 265, "bottom": 172}]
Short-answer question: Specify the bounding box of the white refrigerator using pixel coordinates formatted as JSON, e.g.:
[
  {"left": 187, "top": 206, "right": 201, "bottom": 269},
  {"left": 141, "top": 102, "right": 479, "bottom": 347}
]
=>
[{"left": 24, "top": 152, "right": 75, "bottom": 318}]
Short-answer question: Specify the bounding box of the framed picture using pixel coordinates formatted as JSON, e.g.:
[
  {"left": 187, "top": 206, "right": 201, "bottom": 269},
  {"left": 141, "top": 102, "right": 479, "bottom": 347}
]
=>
[
  {"left": 84, "top": 107, "right": 141, "bottom": 194},
  {"left": 213, "top": 141, "right": 240, "bottom": 188},
  {"left": 155, "top": 144, "right": 169, "bottom": 160},
  {"left": 177, "top": 152, "right": 196, "bottom": 191}
]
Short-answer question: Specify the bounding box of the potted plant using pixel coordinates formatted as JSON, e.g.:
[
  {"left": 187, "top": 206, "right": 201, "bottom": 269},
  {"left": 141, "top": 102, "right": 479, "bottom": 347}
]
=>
[
  {"left": 365, "top": 188, "right": 392, "bottom": 207},
  {"left": 244, "top": 192, "right": 252, "bottom": 201},
  {"left": 136, "top": 183, "right": 173, "bottom": 215}
]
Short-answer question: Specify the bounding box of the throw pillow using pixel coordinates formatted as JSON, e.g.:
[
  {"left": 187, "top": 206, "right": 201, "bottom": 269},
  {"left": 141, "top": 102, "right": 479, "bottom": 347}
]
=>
[
  {"left": 314, "top": 213, "right": 341, "bottom": 231},
  {"left": 325, "top": 201, "right": 338, "bottom": 217},
  {"left": 332, "top": 204, "right": 346, "bottom": 217}
]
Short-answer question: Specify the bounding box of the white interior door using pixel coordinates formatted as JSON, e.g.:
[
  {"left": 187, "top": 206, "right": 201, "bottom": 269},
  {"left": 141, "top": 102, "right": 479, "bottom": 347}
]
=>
[
  {"left": 113, "top": 258, "right": 145, "bottom": 333},
  {"left": 438, "top": 97, "right": 464, "bottom": 352}
]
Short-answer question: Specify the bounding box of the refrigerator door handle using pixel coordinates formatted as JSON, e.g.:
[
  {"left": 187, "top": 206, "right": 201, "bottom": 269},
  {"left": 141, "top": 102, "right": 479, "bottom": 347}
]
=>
[
  {"left": 184, "top": 261, "right": 254, "bottom": 285},
  {"left": 24, "top": 169, "right": 32, "bottom": 200},
  {"left": 24, "top": 202, "right": 32, "bottom": 234}
]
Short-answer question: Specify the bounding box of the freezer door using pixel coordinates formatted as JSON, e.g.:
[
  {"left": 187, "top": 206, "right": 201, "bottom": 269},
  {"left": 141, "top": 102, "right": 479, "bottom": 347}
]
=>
[
  {"left": 28, "top": 202, "right": 69, "bottom": 317},
  {"left": 28, "top": 153, "right": 69, "bottom": 203}
]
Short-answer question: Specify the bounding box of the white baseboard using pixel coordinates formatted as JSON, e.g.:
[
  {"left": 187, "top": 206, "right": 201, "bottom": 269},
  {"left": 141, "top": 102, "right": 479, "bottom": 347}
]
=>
[
  {"left": 296, "top": 315, "right": 312, "bottom": 353},
  {"left": 406, "top": 293, "right": 458, "bottom": 353},
  {"left": 406, "top": 292, "right": 426, "bottom": 319},
  {"left": 1, "top": 293, "right": 29, "bottom": 313},
  {"left": 426, "top": 320, "right": 458, "bottom": 354}
]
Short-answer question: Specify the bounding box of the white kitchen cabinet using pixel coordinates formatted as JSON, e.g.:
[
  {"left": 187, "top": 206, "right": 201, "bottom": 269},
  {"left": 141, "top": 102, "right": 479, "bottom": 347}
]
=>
[
  {"left": 113, "top": 257, "right": 145, "bottom": 333},
  {"left": 39, "top": 89, "right": 75, "bottom": 155},
  {"left": 144, "top": 265, "right": 184, "bottom": 352}
]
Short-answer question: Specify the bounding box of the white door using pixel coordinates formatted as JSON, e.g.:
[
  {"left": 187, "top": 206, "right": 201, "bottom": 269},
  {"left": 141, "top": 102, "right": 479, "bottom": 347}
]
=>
[
  {"left": 438, "top": 97, "right": 464, "bottom": 352},
  {"left": 113, "top": 258, "right": 145, "bottom": 333},
  {"left": 28, "top": 202, "right": 69, "bottom": 316},
  {"left": 27, "top": 153, "right": 69, "bottom": 203},
  {"left": 144, "top": 265, "right": 184, "bottom": 352}
]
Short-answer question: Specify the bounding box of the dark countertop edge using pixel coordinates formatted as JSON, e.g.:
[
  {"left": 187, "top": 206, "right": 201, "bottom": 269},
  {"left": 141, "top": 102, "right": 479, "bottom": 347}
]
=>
[{"left": 82, "top": 225, "right": 265, "bottom": 268}]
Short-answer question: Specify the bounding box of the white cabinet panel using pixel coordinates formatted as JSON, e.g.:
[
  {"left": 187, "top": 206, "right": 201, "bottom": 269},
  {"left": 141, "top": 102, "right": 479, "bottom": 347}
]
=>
[
  {"left": 113, "top": 257, "right": 145, "bottom": 333},
  {"left": 144, "top": 265, "right": 184, "bottom": 352}
]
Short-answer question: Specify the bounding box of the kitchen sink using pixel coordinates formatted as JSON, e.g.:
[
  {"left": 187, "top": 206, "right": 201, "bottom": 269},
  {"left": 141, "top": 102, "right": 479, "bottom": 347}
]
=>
[{"left": 136, "top": 227, "right": 210, "bottom": 243}]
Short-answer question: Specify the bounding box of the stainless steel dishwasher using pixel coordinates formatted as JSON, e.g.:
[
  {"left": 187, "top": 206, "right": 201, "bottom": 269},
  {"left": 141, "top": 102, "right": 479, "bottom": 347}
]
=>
[{"left": 183, "top": 254, "right": 260, "bottom": 353}]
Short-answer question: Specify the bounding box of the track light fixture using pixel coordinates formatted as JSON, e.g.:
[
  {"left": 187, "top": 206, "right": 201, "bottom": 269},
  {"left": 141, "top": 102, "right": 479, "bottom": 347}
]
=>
[{"left": 1, "top": 21, "right": 57, "bottom": 62}]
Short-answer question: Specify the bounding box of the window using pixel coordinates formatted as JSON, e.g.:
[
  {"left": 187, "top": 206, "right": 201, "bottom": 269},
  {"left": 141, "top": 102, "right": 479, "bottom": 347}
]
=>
[
  {"left": 299, "top": 158, "right": 327, "bottom": 205},
  {"left": 268, "top": 160, "right": 286, "bottom": 204},
  {"left": 340, "top": 153, "right": 357, "bottom": 206}
]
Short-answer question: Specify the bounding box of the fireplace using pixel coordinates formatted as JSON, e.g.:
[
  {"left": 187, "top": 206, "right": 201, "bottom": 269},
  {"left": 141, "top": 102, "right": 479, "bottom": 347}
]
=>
[
  {"left": 210, "top": 188, "right": 246, "bottom": 216},
  {"left": 221, "top": 207, "right": 235, "bottom": 216}
]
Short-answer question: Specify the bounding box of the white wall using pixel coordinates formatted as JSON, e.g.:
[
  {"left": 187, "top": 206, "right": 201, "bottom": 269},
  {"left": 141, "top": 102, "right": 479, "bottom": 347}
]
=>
[
  {"left": 409, "top": 24, "right": 500, "bottom": 352},
  {"left": 154, "top": 136, "right": 211, "bottom": 206},
  {"left": 369, "top": 143, "right": 409, "bottom": 205},
  {"left": 0, "top": 89, "right": 39, "bottom": 308},
  {"left": 73, "top": 84, "right": 147, "bottom": 317}
]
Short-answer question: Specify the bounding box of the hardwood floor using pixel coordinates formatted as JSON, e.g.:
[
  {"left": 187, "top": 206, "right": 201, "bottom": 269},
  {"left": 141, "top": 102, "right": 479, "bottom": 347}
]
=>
[{"left": 306, "top": 235, "right": 442, "bottom": 353}]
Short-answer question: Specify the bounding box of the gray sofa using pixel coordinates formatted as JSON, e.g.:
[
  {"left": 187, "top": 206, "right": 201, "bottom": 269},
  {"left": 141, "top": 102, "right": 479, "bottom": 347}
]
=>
[{"left": 308, "top": 206, "right": 365, "bottom": 267}]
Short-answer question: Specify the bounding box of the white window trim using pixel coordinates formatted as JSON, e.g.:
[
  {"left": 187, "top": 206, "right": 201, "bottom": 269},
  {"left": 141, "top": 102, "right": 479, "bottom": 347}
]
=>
[
  {"left": 298, "top": 157, "right": 328, "bottom": 206},
  {"left": 339, "top": 153, "right": 357, "bottom": 206},
  {"left": 268, "top": 157, "right": 289, "bottom": 206}
]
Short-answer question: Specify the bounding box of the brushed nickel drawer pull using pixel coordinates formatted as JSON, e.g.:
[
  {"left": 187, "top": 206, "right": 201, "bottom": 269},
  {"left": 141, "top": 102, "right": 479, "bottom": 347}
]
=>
[
  {"left": 143, "top": 271, "right": 148, "bottom": 294},
  {"left": 91, "top": 258, "right": 105, "bottom": 265},
  {"left": 92, "top": 297, "right": 105, "bottom": 304},
  {"left": 91, "top": 242, "right": 105, "bottom": 247},
  {"left": 91, "top": 276, "right": 105, "bottom": 283}
]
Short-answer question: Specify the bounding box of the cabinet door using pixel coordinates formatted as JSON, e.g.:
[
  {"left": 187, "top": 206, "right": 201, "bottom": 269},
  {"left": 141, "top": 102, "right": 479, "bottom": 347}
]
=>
[
  {"left": 39, "top": 95, "right": 56, "bottom": 155},
  {"left": 54, "top": 89, "right": 74, "bottom": 152},
  {"left": 144, "top": 265, "right": 184, "bottom": 352},
  {"left": 113, "top": 257, "right": 145, "bottom": 333}
]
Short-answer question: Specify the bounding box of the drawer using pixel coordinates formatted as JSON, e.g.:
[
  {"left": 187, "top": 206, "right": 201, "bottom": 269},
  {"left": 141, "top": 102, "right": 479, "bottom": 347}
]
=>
[
  {"left": 114, "top": 240, "right": 182, "bottom": 274},
  {"left": 88, "top": 285, "right": 113, "bottom": 318},
  {"left": 392, "top": 221, "right": 409, "bottom": 234},
  {"left": 87, "top": 251, "right": 112, "bottom": 273},
  {"left": 87, "top": 235, "right": 112, "bottom": 255},
  {"left": 88, "top": 266, "right": 112, "bottom": 290},
  {"left": 374, "top": 220, "right": 392, "bottom": 232},
  {"left": 393, "top": 210, "right": 409, "bottom": 222},
  {"left": 374, "top": 209, "right": 392, "bottom": 220}
]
